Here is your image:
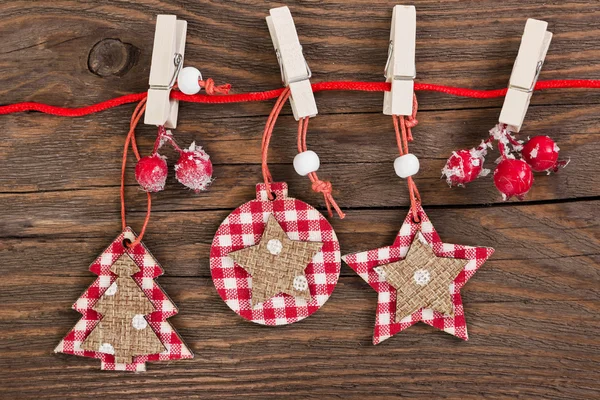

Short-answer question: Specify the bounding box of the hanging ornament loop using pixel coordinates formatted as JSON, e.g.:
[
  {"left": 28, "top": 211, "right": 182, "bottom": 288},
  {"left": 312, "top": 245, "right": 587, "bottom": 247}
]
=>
[
  {"left": 261, "top": 87, "right": 344, "bottom": 218},
  {"left": 297, "top": 117, "right": 345, "bottom": 218},
  {"left": 261, "top": 87, "right": 291, "bottom": 198},
  {"left": 120, "top": 98, "right": 152, "bottom": 248},
  {"left": 392, "top": 94, "right": 421, "bottom": 222}
]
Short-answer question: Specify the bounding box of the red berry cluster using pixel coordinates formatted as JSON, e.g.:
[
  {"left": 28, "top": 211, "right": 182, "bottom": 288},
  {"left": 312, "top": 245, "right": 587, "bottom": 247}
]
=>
[
  {"left": 442, "top": 124, "right": 567, "bottom": 200},
  {"left": 135, "top": 127, "right": 213, "bottom": 193}
]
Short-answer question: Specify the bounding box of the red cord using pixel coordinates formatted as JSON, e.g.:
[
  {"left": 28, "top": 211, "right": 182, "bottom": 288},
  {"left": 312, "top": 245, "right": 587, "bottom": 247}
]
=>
[
  {"left": 120, "top": 98, "right": 152, "bottom": 248},
  {"left": 0, "top": 93, "right": 147, "bottom": 116},
  {"left": 297, "top": 117, "right": 345, "bottom": 219},
  {"left": 3, "top": 80, "right": 600, "bottom": 116},
  {"left": 261, "top": 89, "right": 345, "bottom": 218},
  {"left": 392, "top": 95, "right": 421, "bottom": 222},
  {"left": 261, "top": 87, "right": 292, "bottom": 198}
]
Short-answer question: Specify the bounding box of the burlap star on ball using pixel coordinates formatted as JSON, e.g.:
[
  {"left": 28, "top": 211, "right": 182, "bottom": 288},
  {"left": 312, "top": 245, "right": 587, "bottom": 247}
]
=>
[
  {"left": 342, "top": 204, "right": 494, "bottom": 344},
  {"left": 228, "top": 214, "right": 324, "bottom": 307}
]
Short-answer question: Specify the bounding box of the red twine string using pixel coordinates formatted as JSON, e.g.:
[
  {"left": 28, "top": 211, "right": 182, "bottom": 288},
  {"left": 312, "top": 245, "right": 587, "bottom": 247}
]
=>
[
  {"left": 392, "top": 95, "right": 421, "bottom": 223},
  {"left": 120, "top": 97, "right": 151, "bottom": 248},
  {"left": 261, "top": 87, "right": 292, "bottom": 198},
  {"left": 297, "top": 117, "right": 345, "bottom": 219},
  {"left": 199, "top": 78, "right": 232, "bottom": 95},
  {"left": 3, "top": 79, "right": 600, "bottom": 116}
]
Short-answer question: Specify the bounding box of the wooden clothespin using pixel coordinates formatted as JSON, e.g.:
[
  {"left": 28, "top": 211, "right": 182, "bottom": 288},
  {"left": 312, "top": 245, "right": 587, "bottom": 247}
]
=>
[
  {"left": 266, "top": 6, "right": 317, "bottom": 120},
  {"left": 499, "top": 19, "right": 552, "bottom": 132},
  {"left": 144, "top": 15, "right": 187, "bottom": 129},
  {"left": 383, "top": 5, "right": 416, "bottom": 116}
]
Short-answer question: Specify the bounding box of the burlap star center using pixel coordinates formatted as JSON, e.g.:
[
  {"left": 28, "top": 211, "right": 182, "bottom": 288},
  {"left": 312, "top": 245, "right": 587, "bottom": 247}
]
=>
[
  {"left": 378, "top": 234, "right": 468, "bottom": 322},
  {"left": 228, "top": 214, "right": 323, "bottom": 307}
]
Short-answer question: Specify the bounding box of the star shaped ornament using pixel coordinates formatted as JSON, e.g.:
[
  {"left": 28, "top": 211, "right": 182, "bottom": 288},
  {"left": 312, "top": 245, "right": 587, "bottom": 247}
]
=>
[
  {"left": 228, "top": 214, "right": 324, "bottom": 307},
  {"left": 342, "top": 204, "right": 494, "bottom": 344}
]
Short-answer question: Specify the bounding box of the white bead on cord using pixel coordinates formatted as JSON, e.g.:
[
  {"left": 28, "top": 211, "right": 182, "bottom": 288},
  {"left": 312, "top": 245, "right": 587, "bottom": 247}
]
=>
[
  {"left": 293, "top": 150, "right": 320, "bottom": 176},
  {"left": 394, "top": 154, "right": 420, "bottom": 178},
  {"left": 177, "top": 67, "right": 203, "bottom": 95}
]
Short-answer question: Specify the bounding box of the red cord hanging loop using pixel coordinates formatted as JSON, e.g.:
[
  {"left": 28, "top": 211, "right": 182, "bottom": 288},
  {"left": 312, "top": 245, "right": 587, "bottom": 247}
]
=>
[
  {"left": 120, "top": 98, "right": 152, "bottom": 248},
  {"left": 297, "top": 117, "right": 345, "bottom": 219},
  {"left": 392, "top": 95, "right": 421, "bottom": 223},
  {"left": 261, "top": 87, "right": 292, "bottom": 198},
  {"left": 119, "top": 77, "right": 233, "bottom": 246},
  {"left": 261, "top": 88, "right": 345, "bottom": 218}
]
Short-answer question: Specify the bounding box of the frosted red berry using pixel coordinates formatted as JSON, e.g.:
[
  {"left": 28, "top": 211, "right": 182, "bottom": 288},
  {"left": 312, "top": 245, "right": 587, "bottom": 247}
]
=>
[
  {"left": 521, "top": 135, "right": 560, "bottom": 172},
  {"left": 175, "top": 142, "right": 213, "bottom": 192},
  {"left": 442, "top": 149, "right": 485, "bottom": 186},
  {"left": 493, "top": 158, "right": 533, "bottom": 200},
  {"left": 134, "top": 154, "right": 168, "bottom": 192}
]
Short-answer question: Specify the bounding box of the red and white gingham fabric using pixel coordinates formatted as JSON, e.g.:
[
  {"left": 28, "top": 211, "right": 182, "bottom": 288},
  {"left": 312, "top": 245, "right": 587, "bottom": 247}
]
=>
[
  {"left": 54, "top": 228, "right": 193, "bottom": 371},
  {"left": 210, "top": 182, "right": 341, "bottom": 325},
  {"left": 342, "top": 205, "right": 494, "bottom": 344}
]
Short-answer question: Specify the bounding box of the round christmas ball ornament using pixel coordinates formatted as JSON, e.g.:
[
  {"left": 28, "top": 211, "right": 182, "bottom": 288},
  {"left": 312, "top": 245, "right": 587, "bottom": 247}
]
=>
[
  {"left": 210, "top": 182, "right": 341, "bottom": 325},
  {"left": 134, "top": 154, "right": 168, "bottom": 193},
  {"left": 493, "top": 158, "right": 534, "bottom": 200},
  {"left": 521, "top": 135, "right": 560, "bottom": 172},
  {"left": 174, "top": 142, "right": 213, "bottom": 192}
]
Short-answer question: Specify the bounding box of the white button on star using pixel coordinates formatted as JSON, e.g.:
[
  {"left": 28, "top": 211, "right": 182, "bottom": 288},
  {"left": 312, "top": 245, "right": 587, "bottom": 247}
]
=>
[{"left": 267, "top": 239, "right": 283, "bottom": 255}]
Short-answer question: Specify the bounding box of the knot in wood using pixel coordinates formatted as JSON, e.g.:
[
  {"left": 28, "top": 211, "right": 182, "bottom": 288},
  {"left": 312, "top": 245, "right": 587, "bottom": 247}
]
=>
[{"left": 88, "top": 38, "right": 139, "bottom": 77}]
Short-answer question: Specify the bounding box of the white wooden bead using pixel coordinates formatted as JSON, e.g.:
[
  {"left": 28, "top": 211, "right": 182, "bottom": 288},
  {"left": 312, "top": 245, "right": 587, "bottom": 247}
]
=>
[
  {"left": 177, "top": 67, "right": 202, "bottom": 95},
  {"left": 394, "top": 154, "right": 420, "bottom": 178},
  {"left": 293, "top": 150, "right": 320, "bottom": 176}
]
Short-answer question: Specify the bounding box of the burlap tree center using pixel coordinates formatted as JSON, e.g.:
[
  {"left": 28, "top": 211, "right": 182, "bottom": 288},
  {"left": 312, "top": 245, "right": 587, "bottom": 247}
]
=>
[{"left": 81, "top": 254, "right": 166, "bottom": 364}]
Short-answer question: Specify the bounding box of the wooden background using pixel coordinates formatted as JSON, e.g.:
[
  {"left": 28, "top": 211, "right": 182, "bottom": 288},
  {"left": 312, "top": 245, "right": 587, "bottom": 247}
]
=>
[{"left": 1, "top": 0, "right": 599, "bottom": 398}]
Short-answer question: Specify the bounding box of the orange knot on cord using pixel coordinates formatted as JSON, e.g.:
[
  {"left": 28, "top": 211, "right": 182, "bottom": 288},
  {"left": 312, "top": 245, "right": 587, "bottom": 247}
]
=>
[
  {"left": 312, "top": 179, "right": 332, "bottom": 194},
  {"left": 200, "top": 78, "right": 231, "bottom": 95},
  {"left": 310, "top": 177, "right": 345, "bottom": 219},
  {"left": 402, "top": 95, "right": 420, "bottom": 141},
  {"left": 405, "top": 116, "right": 418, "bottom": 129}
]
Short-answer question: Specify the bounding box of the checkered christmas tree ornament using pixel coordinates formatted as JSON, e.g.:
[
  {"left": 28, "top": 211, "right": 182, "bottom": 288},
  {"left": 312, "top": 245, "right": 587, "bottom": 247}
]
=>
[
  {"left": 342, "top": 204, "right": 494, "bottom": 344},
  {"left": 210, "top": 182, "right": 341, "bottom": 325},
  {"left": 54, "top": 228, "right": 193, "bottom": 371}
]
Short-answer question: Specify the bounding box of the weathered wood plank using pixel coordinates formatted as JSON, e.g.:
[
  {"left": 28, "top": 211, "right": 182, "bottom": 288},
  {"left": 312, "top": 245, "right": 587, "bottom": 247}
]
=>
[
  {"left": 1, "top": 203, "right": 598, "bottom": 300},
  {"left": 0, "top": 161, "right": 598, "bottom": 213},
  {"left": 1, "top": 0, "right": 600, "bottom": 118},
  {"left": 0, "top": 276, "right": 598, "bottom": 399},
  {"left": 1, "top": 1, "right": 600, "bottom": 398},
  {"left": 1, "top": 105, "right": 599, "bottom": 206}
]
